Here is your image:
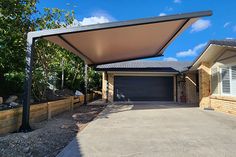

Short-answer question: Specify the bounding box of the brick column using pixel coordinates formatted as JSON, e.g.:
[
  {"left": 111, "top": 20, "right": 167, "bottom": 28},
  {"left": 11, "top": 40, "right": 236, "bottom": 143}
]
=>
[
  {"left": 185, "top": 72, "right": 198, "bottom": 104},
  {"left": 102, "top": 72, "right": 108, "bottom": 100},
  {"left": 108, "top": 74, "right": 114, "bottom": 102},
  {"left": 198, "top": 62, "right": 211, "bottom": 108}
]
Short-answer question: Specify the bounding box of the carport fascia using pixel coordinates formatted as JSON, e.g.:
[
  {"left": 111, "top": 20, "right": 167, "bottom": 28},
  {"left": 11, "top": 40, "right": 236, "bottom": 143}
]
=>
[{"left": 20, "top": 10, "right": 212, "bottom": 132}]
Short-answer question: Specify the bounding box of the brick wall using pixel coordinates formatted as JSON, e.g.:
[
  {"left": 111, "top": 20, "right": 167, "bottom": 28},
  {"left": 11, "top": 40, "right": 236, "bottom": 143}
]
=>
[
  {"left": 102, "top": 72, "right": 108, "bottom": 100},
  {"left": 176, "top": 75, "right": 185, "bottom": 103},
  {"left": 185, "top": 72, "right": 198, "bottom": 104},
  {"left": 102, "top": 72, "right": 114, "bottom": 102},
  {"left": 198, "top": 62, "right": 211, "bottom": 108},
  {"left": 210, "top": 95, "right": 236, "bottom": 115},
  {"left": 108, "top": 73, "right": 114, "bottom": 102},
  {"left": 197, "top": 61, "right": 236, "bottom": 115}
]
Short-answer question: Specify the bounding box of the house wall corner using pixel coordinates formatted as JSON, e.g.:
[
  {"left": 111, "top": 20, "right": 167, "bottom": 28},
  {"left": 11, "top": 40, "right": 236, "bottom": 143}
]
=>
[{"left": 198, "top": 62, "right": 211, "bottom": 108}]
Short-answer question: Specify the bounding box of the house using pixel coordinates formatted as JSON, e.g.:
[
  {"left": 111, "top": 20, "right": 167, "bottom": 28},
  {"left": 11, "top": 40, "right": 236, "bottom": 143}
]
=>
[
  {"left": 96, "top": 39, "right": 236, "bottom": 115},
  {"left": 189, "top": 39, "right": 236, "bottom": 114},
  {"left": 96, "top": 61, "right": 192, "bottom": 102}
]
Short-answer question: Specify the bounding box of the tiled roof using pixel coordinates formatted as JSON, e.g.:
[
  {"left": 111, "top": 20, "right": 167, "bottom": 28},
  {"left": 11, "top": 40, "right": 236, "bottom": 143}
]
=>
[
  {"left": 209, "top": 39, "right": 236, "bottom": 47},
  {"left": 96, "top": 60, "right": 192, "bottom": 72}
]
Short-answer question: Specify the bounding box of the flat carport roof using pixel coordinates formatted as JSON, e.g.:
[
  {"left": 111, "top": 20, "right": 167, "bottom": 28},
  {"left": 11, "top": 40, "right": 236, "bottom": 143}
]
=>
[
  {"left": 20, "top": 10, "right": 212, "bottom": 131},
  {"left": 28, "top": 10, "right": 212, "bottom": 66}
]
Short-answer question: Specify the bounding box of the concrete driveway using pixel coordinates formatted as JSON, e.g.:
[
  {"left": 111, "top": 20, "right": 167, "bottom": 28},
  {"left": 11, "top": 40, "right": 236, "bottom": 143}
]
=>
[{"left": 57, "top": 103, "right": 236, "bottom": 157}]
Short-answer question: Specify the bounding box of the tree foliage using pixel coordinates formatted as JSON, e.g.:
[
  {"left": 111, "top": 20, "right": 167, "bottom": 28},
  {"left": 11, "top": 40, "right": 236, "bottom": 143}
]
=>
[{"left": 0, "top": 0, "right": 101, "bottom": 101}]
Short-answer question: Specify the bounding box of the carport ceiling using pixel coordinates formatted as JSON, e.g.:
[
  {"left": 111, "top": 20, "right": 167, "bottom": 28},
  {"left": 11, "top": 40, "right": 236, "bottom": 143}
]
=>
[{"left": 29, "top": 11, "right": 212, "bottom": 65}]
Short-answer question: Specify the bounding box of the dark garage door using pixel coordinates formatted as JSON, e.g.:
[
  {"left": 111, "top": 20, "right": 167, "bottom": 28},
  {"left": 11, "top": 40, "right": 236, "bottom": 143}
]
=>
[{"left": 114, "top": 76, "right": 173, "bottom": 101}]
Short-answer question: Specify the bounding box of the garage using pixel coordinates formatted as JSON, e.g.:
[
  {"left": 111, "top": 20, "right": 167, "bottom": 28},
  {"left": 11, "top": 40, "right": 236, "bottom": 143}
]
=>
[
  {"left": 114, "top": 76, "right": 174, "bottom": 101},
  {"left": 96, "top": 60, "right": 192, "bottom": 102}
]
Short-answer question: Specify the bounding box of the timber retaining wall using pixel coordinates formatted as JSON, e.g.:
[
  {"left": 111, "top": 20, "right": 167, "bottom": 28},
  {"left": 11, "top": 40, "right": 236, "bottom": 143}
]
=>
[{"left": 0, "top": 93, "right": 95, "bottom": 135}]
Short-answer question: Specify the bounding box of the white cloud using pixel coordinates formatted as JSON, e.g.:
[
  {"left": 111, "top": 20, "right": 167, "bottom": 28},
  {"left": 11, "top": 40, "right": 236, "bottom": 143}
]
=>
[
  {"left": 163, "top": 57, "right": 178, "bottom": 61},
  {"left": 174, "top": 0, "right": 182, "bottom": 3},
  {"left": 176, "top": 43, "right": 207, "bottom": 57},
  {"left": 226, "top": 37, "right": 234, "bottom": 40},
  {"left": 159, "top": 13, "right": 167, "bottom": 16},
  {"left": 224, "top": 22, "right": 231, "bottom": 28},
  {"left": 67, "top": 16, "right": 111, "bottom": 28},
  {"left": 79, "top": 16, "right": 110, "bottom": 26},
  {"left": 72, "top": 19, "right": 79, "bottom": 26},
  {"left": 190, "top": 19, "right": 211, "bottom": 33}
]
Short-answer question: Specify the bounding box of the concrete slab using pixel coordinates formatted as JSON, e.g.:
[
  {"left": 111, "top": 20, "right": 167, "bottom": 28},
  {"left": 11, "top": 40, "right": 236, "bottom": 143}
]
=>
[{"left": 57, "top": 103, "right": 236, "bottom": 157}]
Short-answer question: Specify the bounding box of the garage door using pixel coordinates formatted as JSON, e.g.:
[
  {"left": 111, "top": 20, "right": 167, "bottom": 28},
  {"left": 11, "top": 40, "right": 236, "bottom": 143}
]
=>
[{"left": 114, "top": 76, "right": 174, "bottom": 101}]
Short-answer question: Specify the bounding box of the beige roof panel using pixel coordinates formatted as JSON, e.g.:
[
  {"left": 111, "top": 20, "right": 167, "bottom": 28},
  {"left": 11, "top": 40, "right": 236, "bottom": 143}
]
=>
[{"left": 28, "top": 11, "right": 212, "bottom": 65}]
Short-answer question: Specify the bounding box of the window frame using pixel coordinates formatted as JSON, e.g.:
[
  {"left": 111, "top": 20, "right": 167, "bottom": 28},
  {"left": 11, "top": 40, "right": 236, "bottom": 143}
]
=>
[
  {"left": 211, "top": 66, "right": 218, "bottom": 95},
  {"left": 220, "top": 64, "right": 236, "bottom": 96}
]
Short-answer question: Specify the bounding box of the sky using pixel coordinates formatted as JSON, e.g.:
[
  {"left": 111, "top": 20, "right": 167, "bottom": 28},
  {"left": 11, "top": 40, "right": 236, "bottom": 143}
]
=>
[{"left": 37, "top": 0, "right": 236, "bottom": 62}]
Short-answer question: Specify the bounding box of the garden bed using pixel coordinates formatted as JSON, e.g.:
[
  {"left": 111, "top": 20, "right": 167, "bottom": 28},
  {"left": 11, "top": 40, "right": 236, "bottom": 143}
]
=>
[{"left": 0, "top": 104, "right": 106, "bottom": 157}]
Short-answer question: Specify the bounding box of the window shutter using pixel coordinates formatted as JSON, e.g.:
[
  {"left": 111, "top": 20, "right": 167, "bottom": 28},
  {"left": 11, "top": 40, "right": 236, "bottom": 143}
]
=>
[
  {"left": 211, "top": 67, "right": 218, "bottom": 94},
  {"left": 221, "top": 67, "right": 230, "bottom": 94},
  {"left": 231, "top": 66, "right": 236, "bottom": 95}
]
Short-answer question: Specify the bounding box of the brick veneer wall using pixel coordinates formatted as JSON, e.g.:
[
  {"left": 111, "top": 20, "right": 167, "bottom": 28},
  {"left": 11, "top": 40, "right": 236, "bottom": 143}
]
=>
[
  {"left": 198, "top": 62, "right": 211, "bottom": 108},
  {"left": 185, "top": 72, "right": 198, "bottom": 104},
  {"left": 198, "top": 62, "right": 236, "bottom": 115},
  {"left": 210, "top": 96, "right": 236, "bottom": 115},
  {"left": 102, "top": 72, "right": 114, "bottom": 102},
  {"left": 108, "top": 73, "right": 114, "bottom": 102},
  {"left": 102, "top": 72, "right": 107, "bottom": 100}
]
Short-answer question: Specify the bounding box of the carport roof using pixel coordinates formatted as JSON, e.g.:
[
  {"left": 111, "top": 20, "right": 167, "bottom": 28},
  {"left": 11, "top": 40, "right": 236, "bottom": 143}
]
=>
[{"left": 28, "top": 10, "right": 212, "bottom": 66}]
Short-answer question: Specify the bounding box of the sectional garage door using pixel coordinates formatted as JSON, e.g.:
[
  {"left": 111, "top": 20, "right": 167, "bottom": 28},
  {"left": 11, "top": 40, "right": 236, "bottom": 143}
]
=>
[{"left": 114, "top": 76, "right": 174, "bottom": 101}]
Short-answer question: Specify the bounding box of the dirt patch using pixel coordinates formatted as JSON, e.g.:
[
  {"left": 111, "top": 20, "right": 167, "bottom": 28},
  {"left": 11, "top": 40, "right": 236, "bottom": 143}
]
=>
[{"left": 0, "top": 104, "right": 106, "bottom": 157}]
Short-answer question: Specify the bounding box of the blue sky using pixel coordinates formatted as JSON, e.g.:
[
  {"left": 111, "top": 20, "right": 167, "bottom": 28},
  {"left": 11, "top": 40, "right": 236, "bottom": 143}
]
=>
[{"left": 37, "top": 0, "right": 236, "bottom": 62}]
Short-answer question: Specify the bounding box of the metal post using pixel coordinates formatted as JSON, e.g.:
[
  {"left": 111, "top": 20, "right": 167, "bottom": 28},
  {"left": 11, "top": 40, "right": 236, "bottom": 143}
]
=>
[
  {"left": 84, "top": 63, "right": 88, "bottom": 105},
  {"left": 19, "top": 35, "right": 34, "bottom": 132}
]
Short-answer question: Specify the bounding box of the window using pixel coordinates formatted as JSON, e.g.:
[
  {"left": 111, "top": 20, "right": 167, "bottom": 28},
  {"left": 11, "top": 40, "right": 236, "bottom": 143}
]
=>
[
  {"left": 231, "top": 66, "right": 236, "bottom": 95},
  {"left": 221, "top": 67, "right": 230, "bottom": 94},
  {"left": 220, "top": 65, "right": 236, "bottom": 96}
]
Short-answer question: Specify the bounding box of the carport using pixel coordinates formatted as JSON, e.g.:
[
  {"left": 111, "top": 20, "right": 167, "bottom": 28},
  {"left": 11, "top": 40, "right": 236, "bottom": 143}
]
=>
[{"left": 20, "top": 11, "right": 212, "bottom": 131}]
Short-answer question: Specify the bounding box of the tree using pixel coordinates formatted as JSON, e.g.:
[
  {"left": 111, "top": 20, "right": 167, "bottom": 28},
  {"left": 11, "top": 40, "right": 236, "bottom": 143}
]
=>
[
  {"left": 0, "top": 0, "right": 38, "bottom": 72},
  {"left": 0, "top": 0, "right": 37, "bottom": 96},
  {"left": 0, "top": 1, "right": 101, "bottom": 101}
]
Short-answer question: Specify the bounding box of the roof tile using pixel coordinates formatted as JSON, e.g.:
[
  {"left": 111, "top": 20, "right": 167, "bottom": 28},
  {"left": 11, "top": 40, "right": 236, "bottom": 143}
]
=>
[{"left": 96, "top": 60, "right": 192, "bottom": 72}]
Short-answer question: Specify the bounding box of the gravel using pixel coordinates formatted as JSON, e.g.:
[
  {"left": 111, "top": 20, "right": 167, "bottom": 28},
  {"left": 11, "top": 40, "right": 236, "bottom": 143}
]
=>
[{"left": 0, "top": 105, "right": 106, "bottom": 157}]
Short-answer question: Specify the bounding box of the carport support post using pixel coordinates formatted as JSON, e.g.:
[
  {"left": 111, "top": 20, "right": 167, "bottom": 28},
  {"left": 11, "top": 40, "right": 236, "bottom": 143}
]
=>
[
  {"left": 19, "top": 35, "right": 34, "bottom": 132},
  {"left": 84, "top": 63, "right": 88, "bottom": 105}
]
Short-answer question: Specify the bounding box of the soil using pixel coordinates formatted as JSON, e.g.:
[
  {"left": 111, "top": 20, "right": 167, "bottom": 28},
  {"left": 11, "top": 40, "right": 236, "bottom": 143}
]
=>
[{"left": 0, "top": 104, "right": 106, "bottom": 157}]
